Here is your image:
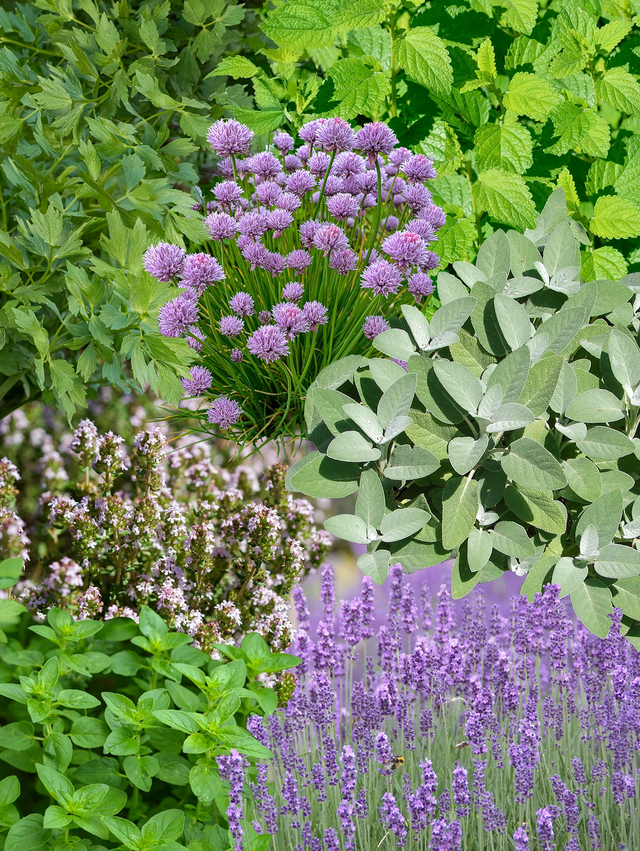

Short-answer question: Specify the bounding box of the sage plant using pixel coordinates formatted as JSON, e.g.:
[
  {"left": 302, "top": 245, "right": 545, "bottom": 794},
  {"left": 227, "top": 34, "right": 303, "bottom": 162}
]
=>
[{"left": 146, "top": 118, "right": 444, "bottom": 445}]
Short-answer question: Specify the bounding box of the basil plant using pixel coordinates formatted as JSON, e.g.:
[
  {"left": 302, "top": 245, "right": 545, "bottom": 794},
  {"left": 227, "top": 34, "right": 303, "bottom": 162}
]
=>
[{"left": 286, "top": 190, "right": 640, "bottom": 646}]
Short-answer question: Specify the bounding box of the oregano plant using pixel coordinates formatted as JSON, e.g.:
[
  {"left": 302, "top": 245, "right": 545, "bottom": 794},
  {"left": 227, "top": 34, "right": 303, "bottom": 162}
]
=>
[{"left": 286, "top": 189, "right": 640, "bottom": 645}]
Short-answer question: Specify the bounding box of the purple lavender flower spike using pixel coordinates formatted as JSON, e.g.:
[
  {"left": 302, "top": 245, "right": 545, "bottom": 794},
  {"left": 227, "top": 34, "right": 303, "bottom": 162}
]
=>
[
  {"left": 207, "top": 119, "right": 253, "bottom": 157},
  {"left": 356, "top": 122, "right": 398, "bottom": 164},
  {"left": 219, "top": 315, "right": 244, "bottom": 338},
  {"left": 536, "top": 806, "right": 560, "bottom": 851},
  {"left": 513, "top": 826, "right": 530, "bottom": 850},
  {"left": 316, "top": 117, "right": 356, "bottom": 152},
  {"left": 229, "top": 292, "right": 255, "bottom": 317},
  {"left": 327, "top": 192, "right": 360, "bottom": 221},
  {"left": 207, "top": 396, "right": 242, "bottom": 429},
  {"left": 204, "top": 211, "right": 237, "bottom": 240},
  {"left": 158, "top": 293, "right": 198, "bottom": 337},
  {"left": 181, "top": 365, "right": 213, "bottom": 397},
  {"left": 303, "top": 301, "right": 328, "bottom": 332},
  {"left": 313, "top": 223, "right": 350, "bottom": 255},
  {"left": 273, "top": 130, "right": 294, "bottom": 153},
  {"left": 143, "top": 242, "right": 185, "bottom": 282},
  {"left": 180, "top": 253, "right": 225, "bottom": 295},
  {"left": 330, "top": 249, "right": 358, "bottom": 275},
  {"left": 286, "top": 249, "right": 312, "bottom": 275},
  {"left": 379, "top": 793, "right": 407, "bottom": 846},
  {"left": 362, "top": 315, "right": 389, "bottom": 339},
  {"left": 247, "top": 325, "right": 289, "bottom": 362},
  {"left": 361, "top": 259, "right": 403, "bottom": 297},
  {"left": 272, "top": 303, "right": 309, "bottom": 339},
  {"left": 282, "top": 282, "right": 304, "bottom": 302}
]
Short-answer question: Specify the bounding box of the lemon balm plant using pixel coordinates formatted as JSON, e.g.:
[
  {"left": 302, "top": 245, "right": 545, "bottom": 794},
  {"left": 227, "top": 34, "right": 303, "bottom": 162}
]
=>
[
  {"left": 144, "top": 117, "right": 445, "bottom": 447},
  {"left": 286, "top": 189, "right": 640, "bottom": 646}
]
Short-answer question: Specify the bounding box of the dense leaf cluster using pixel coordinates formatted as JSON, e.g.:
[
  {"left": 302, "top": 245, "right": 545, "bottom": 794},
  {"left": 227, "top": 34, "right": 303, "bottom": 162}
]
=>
[
  {"left": 217, "top": 0, "right": 640, "bottom": 275},
  {"left": 286, "top": 190, "right": 640, "bottom": 644},
  {"left": 0, "top": 595, "right": 293, "bottom": 850},
  {"left": 0, "top": 0, "right": 253, "bottom": 420}
]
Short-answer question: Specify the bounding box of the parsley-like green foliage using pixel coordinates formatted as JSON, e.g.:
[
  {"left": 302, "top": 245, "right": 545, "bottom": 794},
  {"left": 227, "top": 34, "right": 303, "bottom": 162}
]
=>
[
  {"left": 287, "top": 189, "right": 640, "bottom": 646},
  {"left": 0, "top": 598, "right": 295, "bottom": 850},
  {"left": 0, "top": 0, "right": 251, "bottom": 420}
]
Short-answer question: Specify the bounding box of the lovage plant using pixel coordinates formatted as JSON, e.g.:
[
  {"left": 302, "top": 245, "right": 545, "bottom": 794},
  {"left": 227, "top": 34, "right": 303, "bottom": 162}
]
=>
[
  {"left": 146, "top": 117, "right": 445, "bottom": 446},
  {"left": 286, "top": 189, "right": 640, "bottom": 645}
]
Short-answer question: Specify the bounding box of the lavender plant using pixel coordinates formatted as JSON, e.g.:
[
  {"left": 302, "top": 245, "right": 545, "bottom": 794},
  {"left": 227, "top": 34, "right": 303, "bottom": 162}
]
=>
[
  {"left": 3, "top": 418, "right": 329, "bottom": 653},
  {"left": 238, "top": 565, "right": 639, "bottom": 850},
  {"left": 146, "top": 117, "right": 445, "bottom": 446},
  {"left": 286, "top": 188, "right": 640, "bottom": 646}
]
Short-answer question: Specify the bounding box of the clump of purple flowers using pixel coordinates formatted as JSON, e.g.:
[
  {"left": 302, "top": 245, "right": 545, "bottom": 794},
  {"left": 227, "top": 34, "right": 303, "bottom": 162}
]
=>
[
  {"left": 146, "top": 118, "right": 444, "bottom": 438},
  {"left": 241, "top": 565, "right": 640, "bottom": 849}
]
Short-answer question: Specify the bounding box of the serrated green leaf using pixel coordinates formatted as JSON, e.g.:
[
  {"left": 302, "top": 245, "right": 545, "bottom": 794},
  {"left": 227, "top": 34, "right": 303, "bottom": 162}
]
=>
[
  {"left": 396, "top": 27, "right": 453, "bottom": 95},
  {"left": 503, "top": 72, "right": 561, "bottom": 122},
  {"left": 474, "top": 123, "right": 533, "bottom": 174},
  {"left": 596, "top": 66, "right": 640, "bottom": 117},
  {"left": 315, "top": 58, "right": 390, "bottom": 119},
  {"left": 441, "top": 475, "right": 480, "bottom": 550},
  {"left": 547, "top": 102, "right": 610, "bottom": 159},
  {"left": 590, "top": 195, "right": 640, "bottom": 240},
  {"left": 209, "top": 56, "right": 261, "bottom": 78},
  {"left": 474, "top": 169, "right": 537, "bottom": 230},
  {"left": 501, "top": 0, "right": 538, "bottom": 34}
]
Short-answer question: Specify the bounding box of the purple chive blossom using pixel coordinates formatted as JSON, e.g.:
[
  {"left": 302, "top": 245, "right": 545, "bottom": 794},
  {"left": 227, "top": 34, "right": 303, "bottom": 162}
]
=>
[
  {"left": 330, "top": 249, "right": 358, "bottom": 275},
  {"left": 187, "top": 325, "right": 204, "bottom": 353},
  {"left": 322, "top": 176, "right": 344, "bottom": 196},
  {"left": 421, "top": 250, "right": 440, "bottom": 270},
  {"left": 231, "top": 348, "right": 243, "bottom": 363},
  {"left": 298, "top": 119, "right": 325, "bottom": 145},
  {"left": 361, "top": 259, "right": 403, "bottom": 297},
  {"left": 419, "top": 203, "right": 447, "bottom": 229},
  {"left": 299, "top": 219, "right": 322, "bottom": 248},
  {"left": 363, "top": 314, "right": 389, "bottom": 339},
  {"left": 263, "top": 252, "right": 287, "bottom": 277},
  {"left": 219, "top": 315, "right": 244, "bottom": 338},
  {"left": 382, "top": 231, "right": 428, "bottom": 272},
  {"left": 255, "top": 182, "right": 283, "bottom": 206},
  {"left": 143, "top": 242, "right": 185, "bottom": 282},
  {"left": 334, "top": 151, "right": 366, "bottom": 177},
  {"left": 258, "top": 310, "right": 271, "bottom": 325},
  {"left": 404, "top": 153, "right": 437, "bottom": 183},
  {"left": 287, "top": 171, "right": 316, "bottom": 196},
  {"left": 217, "top": 157, "right": 235, "bottom": 178},
  {"left": 207, "top": 119, "right": 253, "bottom": 157},
  {"left": 181, "top": 365, "right": 213, "bottom": 397},
  {"left": 308, "top": 152, "right": 332, "bottom": 176},
  {"left": 276, "top": 191, "right": 302, "bottom": 212},
  {"left": 356, "top": 122, "right": 398, "bottom": 164},
  {"left": 208, "top": 396, "right": 242, "bottom": 429},
  {"left": 296, "top": 143, "right": 311, "bottom": 162},
  {"left": 265, "top": 208, "right": 294, "bottom": 237},
  {"left": 302, "top": 301, "right": 328, "bottom": 332},
  {"left": 213, "top": 180, "right": 243, "bottom": 206},
  {"left": 247, "top": 325, "right": 290, "bottom": 362},
  {"left": 179, "top": 253, "right": 225, "bottom": 294},
  {"left": 204, "top": 211, "right": 237, "bottom": 240},
  {"left": 229, "top": 292, "right": 255, "bottom": 317},
  {"left": 273, "top": 131, "right": 294, "bottom": 153},
  {"left": 389, "top": 146, "right": 411, "bottom": 167},
  {"left": 313, "top": 223, "right": 350, "bottom": 255},
  {"left": 282, "top": 282, "right": 304, "bottom": 302},
  {"left": 158, "top": 293, "right": 198, "bottom": 337},
  {"left": 316, "top": 117, "right": 356, "bottom": 152},
  {"left": 284, "top": 154, "right": 302, "bottom": 172},
  {"left": 405, "top": 218, "right": 437, "bottom": 242},
  {"left": 246, "top": 151, "right": 282, "bottom": 181},
  {"left": 403, "top": 183, "right": 432, "bottom": 212},
  {"left": 272, "top": 303, "right": 309, "bottom": 339},
  {"left": 241, "top": 241, "right": 268, "bottom": 270},
  {"left": 408, "top": 272, "right": 435, "bottom": 301},
  {"left": 327, "top": 192, "right": 360, "bottom": 221},
  {"left": 238, "top": 210, "right": 269, "bottom": 240},
  {"left": 383, "top": 215, "right": 399, "bottom": 231},
  {"left": 286, "top": 249, "right": 312, "bottom": 275}
]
